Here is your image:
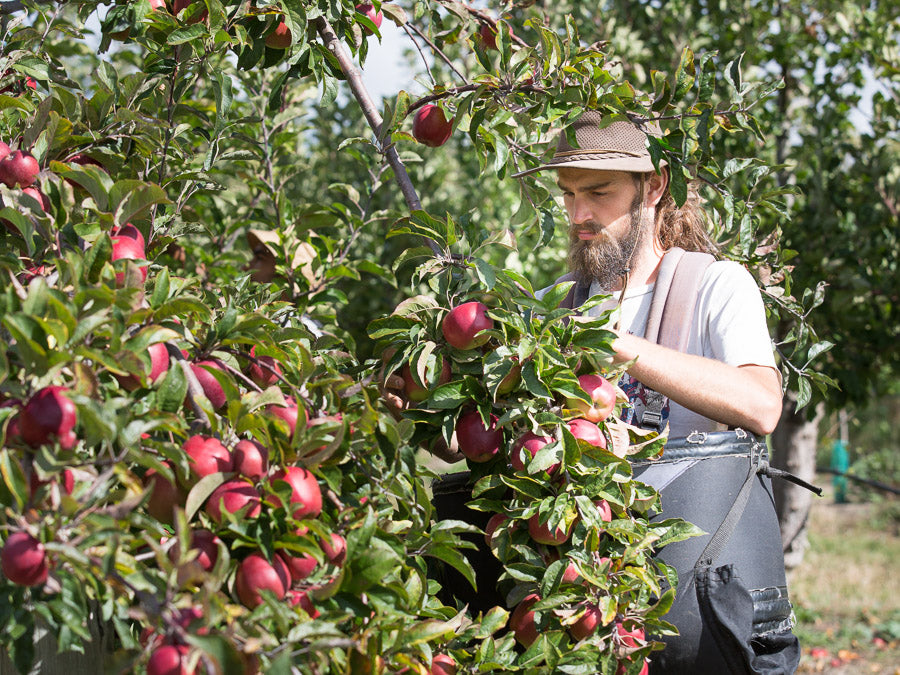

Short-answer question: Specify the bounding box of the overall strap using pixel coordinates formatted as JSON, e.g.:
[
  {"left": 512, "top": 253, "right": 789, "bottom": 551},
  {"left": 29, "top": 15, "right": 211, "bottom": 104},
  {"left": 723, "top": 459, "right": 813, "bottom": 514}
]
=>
[
  {"left": 645, "top": 247, "right": 716, "bottom": 351},
  {"left": 639, "top": 247, "right": 715, "bottom": 430}
]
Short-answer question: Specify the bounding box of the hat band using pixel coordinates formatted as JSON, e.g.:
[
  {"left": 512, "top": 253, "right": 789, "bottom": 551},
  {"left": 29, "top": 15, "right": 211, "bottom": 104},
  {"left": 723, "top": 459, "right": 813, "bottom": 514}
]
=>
[{"left": 552, "top": 148, "right": 645, "bottom": 159}]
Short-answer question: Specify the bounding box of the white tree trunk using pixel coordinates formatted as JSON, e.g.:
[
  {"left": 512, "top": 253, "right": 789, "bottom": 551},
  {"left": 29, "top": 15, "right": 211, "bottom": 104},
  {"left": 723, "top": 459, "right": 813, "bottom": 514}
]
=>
[{"left": 770, "top": 391, "right": 825, "bottom": 570}]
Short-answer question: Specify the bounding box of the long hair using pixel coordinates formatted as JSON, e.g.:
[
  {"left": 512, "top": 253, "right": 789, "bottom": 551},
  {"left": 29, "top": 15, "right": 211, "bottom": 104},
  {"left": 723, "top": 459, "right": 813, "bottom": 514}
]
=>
[{"left": 643, "top": 172, "right": 718, "bottom": 254}]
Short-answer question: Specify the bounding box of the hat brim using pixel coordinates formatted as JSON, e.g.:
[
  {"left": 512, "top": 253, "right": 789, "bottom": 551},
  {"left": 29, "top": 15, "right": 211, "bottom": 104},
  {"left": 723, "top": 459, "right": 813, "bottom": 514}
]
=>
[{"left": 512, "top": 155, "right": 667, "bottom": 178}]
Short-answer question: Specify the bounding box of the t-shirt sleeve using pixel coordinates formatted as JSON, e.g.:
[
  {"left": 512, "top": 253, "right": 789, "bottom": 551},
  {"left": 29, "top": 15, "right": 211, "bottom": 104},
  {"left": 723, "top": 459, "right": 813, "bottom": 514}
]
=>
[{"left": 696, "top": 261, "right": 778, "bottom": 372}]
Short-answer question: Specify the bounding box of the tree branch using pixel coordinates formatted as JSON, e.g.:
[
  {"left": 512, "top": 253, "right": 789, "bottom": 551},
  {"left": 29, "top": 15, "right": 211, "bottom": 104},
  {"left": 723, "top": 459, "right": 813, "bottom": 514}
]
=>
[{"left": 313, "top": 16, "right": 441, "bottom": 256}]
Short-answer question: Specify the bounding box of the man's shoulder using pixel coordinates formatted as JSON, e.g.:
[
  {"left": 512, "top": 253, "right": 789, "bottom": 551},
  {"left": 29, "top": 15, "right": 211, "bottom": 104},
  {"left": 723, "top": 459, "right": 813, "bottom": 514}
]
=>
[
  {"left": 696, "top": 258, "right": 765, "bottom": 307},
  {"left": 690, "top": 257, "right": 757, "bottom": 289}
]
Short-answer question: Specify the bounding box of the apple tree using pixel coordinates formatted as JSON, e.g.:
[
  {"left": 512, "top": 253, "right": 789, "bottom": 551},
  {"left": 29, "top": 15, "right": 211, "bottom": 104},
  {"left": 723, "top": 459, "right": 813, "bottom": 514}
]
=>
[{"left": 0, "top": 1, "right": 809, "bottom": 673}]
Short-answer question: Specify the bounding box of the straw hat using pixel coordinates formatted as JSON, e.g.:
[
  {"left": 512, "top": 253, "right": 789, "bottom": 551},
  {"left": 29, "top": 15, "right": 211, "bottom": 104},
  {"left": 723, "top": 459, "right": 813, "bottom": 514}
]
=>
[
  {"left": 246, "top": 229, "right": 318, "bottom": 284},
  {"left": 513, "top": 111, "right": 666, "bottom": 177}
]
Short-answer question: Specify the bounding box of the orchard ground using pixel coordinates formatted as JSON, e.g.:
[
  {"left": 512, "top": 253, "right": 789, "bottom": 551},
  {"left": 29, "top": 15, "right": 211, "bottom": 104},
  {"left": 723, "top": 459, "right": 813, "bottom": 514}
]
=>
[{"left": 789, "top": 481, "right": 899, "bottom": 674}]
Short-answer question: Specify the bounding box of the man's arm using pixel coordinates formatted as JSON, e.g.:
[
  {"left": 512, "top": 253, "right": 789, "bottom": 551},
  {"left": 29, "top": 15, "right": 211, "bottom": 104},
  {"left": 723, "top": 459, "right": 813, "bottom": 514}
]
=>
[{"left": 612, "top": 332, "right": 783, "bottom": 436}]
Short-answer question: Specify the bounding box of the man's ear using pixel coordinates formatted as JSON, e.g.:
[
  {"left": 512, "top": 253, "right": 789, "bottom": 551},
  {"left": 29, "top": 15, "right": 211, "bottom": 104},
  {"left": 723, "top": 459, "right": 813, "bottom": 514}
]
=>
[{"left": 645, "top": 168, "right": 669, "bottom": 208}]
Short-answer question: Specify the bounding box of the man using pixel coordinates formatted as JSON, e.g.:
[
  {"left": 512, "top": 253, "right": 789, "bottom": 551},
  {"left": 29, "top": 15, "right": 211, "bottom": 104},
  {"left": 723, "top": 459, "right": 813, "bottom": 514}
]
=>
[
  {"left": 517, "top": 112, "right": 799, "bottom": 675},
  {"left": 520, "top": 111, "right": 782, "bottom": 438}
]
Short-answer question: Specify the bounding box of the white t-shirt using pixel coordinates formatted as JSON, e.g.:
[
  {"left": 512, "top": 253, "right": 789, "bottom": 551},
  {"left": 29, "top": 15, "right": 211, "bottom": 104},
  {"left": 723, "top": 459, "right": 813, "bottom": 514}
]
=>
[{"left": 547, "top": 260, "right": 778, "bottom": 438}]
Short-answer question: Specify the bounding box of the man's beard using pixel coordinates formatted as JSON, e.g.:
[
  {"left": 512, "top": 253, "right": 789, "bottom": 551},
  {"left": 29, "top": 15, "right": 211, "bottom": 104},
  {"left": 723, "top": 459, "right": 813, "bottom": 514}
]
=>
[{"left": 567, "top": 194, "right": 648, "bottom": 290}]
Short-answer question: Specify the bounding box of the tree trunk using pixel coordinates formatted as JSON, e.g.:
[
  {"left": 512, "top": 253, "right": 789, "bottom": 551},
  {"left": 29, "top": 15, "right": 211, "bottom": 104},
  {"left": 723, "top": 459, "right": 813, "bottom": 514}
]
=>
[{"left": 770, "top": 391, "right": 825, "bottom": 570}]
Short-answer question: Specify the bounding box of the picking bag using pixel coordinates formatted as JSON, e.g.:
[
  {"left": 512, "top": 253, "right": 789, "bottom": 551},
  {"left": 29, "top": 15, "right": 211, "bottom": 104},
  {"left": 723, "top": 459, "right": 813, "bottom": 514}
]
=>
[{"left": 633, "top": 430, "right": 801, "bottom": 674}]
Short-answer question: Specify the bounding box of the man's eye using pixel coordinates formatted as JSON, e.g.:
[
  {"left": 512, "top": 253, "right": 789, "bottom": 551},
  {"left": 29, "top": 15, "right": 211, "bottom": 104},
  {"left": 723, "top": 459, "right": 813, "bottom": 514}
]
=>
[{"left": 592, "top": 192, "right": 607, "bottom": 198}]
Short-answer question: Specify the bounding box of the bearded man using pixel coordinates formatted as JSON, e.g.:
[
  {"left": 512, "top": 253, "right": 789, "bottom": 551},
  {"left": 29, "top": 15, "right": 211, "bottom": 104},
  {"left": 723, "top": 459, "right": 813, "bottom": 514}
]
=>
[{"left": 524, "top": 111, "right": 782, "bottom": 438}]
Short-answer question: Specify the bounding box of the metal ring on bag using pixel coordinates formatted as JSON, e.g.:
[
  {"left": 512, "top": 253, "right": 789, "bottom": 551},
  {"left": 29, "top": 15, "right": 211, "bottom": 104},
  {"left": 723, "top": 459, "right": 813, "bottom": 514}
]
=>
[{"left": 686, "top": 430, "right": 708, "bottom": 444}]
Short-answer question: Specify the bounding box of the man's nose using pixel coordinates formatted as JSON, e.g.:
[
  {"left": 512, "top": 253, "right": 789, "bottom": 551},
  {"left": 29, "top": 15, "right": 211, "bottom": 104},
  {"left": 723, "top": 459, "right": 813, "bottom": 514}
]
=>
[{"left": 569, "top": 195, "right": 593, "bottom": 226}]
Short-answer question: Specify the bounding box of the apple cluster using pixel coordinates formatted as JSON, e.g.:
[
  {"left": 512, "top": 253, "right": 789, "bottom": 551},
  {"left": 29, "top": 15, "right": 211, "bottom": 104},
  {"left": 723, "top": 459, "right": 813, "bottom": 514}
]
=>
[{"left": 375, "top": 290, "right": 656, "bottom": 670}]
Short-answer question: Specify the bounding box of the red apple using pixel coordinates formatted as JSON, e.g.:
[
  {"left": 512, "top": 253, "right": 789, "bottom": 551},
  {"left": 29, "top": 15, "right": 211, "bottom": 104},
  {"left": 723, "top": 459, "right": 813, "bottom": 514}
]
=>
[
  {"left": 265, "top": 21, "right": 291, "bottom": 49},
  {"left": 29, "top": 468, "right": 75, "bottom": 499},
  {"left": 401, "top": 359, "right": 451, "bottom": 403},
  {"left": 568, "top": 374, "right": 616, "bottom": 423},
  {"left": 528, "top": 513, "right": 574, "bottom": 546},
  {"left": 615, "top": 620, "right": 645, "bottom": 647},
  {"left": 22, "top": 186, "right": 50, "bottom": 213},
  {"left": 232, "top": 439, "right": 268, "bottom": 480},
  {"left": 478, "top": 22, "right": 512, "bottom": 50},
  {"left": 67, "top": 153, "right": 103, "bottom": 169},
  {"left": 172, "top": 0, "right": 206, "bottom": 23},
  {"left": 281, "top": 549, "right": 317, "bottom": 582},
  {"left": 355, "top": 3, "right": 383, "bottom": 32},
  {"left": 412, "top": 104, "right": 453, "bottom": 148},
  {"left": 168, "top": 529, "right": 219, "bottom": 572},
  {"left": 441, "top": 301, "right": 492, "bottom": 350},
  {"left": 183, "top": 435, "right": 232, "bottom": 481},
  {"left": 145, "top": 463, "right": 184, "bottom": 525},
  {"left": 320, "top": 533, "right": 347, "bottom": 567},
  {"left": 484, "top": 512, "right": 509, "bottom": 547},
  {"left": 118, "top": 341, "right": 170, "bottom": 391},
  {"left": 455, "top": 410, "right": 502, "bottom": 463},
  {"left": 1, "top": 531, "right": 49, "bottom": 587},
  {"left": 111, "top": 223, "right": 146, "bottom": 250},
  {"left": 496, "top": 363, "right": 522, "bottom": 395},
  {"left": 510, "top": 431, "right": 555, "bottom": 473},
  {"left": 235, "top": 552, "right": 290, "bottom": 608},
  {"left": 0, "top": 150, "right": 39, "bottom": 188},
  {"left": 247, "top": 345, "right": 282, "bottom": 388},
  {"left": 287, "top": 589, "right": 320, "bottom": 618},
  {"left": 510, "top": 593, "right": 540, "bottom": 647},
  {"left": 20, "top": 386, "right": 77, "bottom": 448},
  {"left": 147, "top": 342, "right": 171, "bottom": 383},
  {"left": 430, "top": 654, "right": 457, "bottom": 675},
  {"left": 569, "top": 601, "right": 602, "bottom": 640},
  {"left": 567, "top": 418, "right": 607, "bottom": 449},
  {"left": 189, "top": 359, "right": 228, "bottom": 410},
  {"left": 594, "top": 499, "right": 613, "bottom": 524},
  {"left": 0, "top": 141, "right": 9, "bottom": 161},
  {"left": 171, "top": 606, "right": 207, "bottom": 637},
  {"left": 270, "top": 466, "right": 322, "bottom": 520},
  {"left": 266, "top": 396, "right": 305, "bottom": 438},
  {"left": 147, "top": 644, "right": 192, "bottom": 675},
  {"left": 111, "top": 235, "right": 148, "bottom": 285},
  {"left": 561, "top": 561, "right": 582, "bottom": 584},
  {"left": 205, "top": 480, "right": 261, "bottom": 523}
]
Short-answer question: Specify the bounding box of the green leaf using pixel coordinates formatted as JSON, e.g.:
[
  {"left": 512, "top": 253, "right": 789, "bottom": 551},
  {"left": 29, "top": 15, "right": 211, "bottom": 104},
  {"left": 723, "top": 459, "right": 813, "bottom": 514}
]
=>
[
  {"left": 673, "top": 47, "right": 696, "bottom": 98},
  {"left": 168, "top": 23, "right": 207, "bottom": 44},
  {"left": 536, "top": 281, "right": 574, "bottom": 312},
  {"left": 84, "top": 234, "right": 112, "bottom": 284},
  {"left": 669, "top": 161, "right": 688, "bottom": 208},
  {"left": 111, "top": 181, "right": 169, "bottom": 225},
  {"left": 150, "top": 267, "right": 171, "bottom": 308},
  {"left": 156, "top": 359, "right": 188, "bottom": 413},
  {"left": 185, "top": 473, "right": 228, "bottom": 523},
  {"left": 522, "top": 361, "right": 551, "bottom": 399},
  {"left": 474, "top": 258, "right": 497, "bottom": 290},
  {"left": 185, "top": 634, "right": 245, "bottom": 675},
  {"left": 0, "top": 449, "right": 28, "bottom": 511},
  {"left": 396, "top": 609, "right": 466, "bottom": 647}
]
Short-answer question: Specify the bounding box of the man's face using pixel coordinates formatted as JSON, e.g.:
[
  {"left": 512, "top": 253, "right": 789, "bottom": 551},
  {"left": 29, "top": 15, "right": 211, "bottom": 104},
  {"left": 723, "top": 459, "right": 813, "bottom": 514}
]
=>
[
  {"left": 246, "top": 246, "right": 277, "bottom": 283},
  {"left": 557, "top": 168, "right": 648, "bottom": 289}
]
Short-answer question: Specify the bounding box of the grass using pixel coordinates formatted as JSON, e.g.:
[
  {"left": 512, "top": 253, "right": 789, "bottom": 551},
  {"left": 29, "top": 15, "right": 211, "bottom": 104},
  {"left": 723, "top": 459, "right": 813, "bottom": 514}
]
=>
[{"left": 789, "top": 479, "right": 899, "bottom": 673}]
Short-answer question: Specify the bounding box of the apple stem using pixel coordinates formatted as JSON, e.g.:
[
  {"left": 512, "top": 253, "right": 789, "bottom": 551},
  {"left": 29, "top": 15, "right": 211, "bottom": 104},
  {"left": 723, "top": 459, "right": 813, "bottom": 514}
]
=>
[{"left": 313, "top": 17, "right": 441, "bottom": 256}]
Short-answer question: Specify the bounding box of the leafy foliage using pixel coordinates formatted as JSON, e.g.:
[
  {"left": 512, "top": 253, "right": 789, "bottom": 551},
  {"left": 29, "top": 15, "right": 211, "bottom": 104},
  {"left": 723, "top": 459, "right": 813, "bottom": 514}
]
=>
[{"left": 0, "top": 0, "right": 838, "bottom": 673}]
